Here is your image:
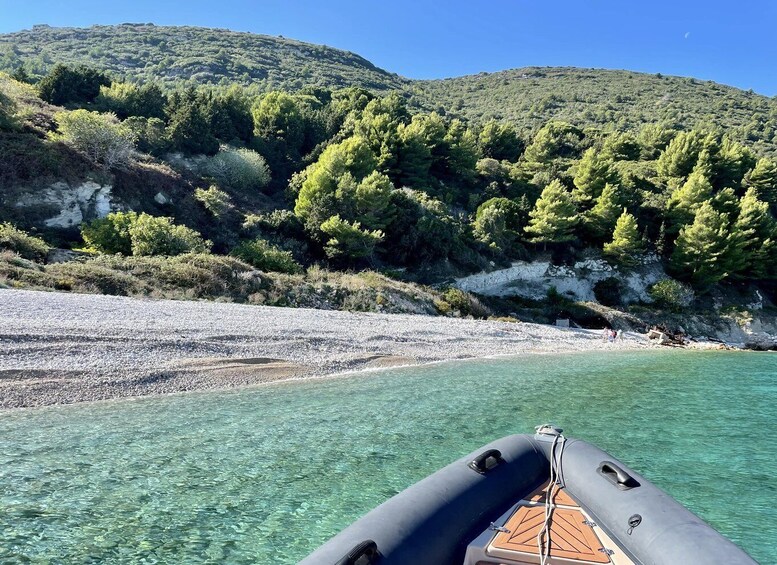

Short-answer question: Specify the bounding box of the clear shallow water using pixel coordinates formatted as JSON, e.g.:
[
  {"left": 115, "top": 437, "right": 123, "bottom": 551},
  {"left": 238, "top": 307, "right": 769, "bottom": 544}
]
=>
[{"left": 0, "top": 350, "right": 775, "bottom": 564}]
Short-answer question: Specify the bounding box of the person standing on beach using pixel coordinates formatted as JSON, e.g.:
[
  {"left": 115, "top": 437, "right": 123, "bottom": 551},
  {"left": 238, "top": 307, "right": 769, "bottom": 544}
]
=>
[{"left": 602, "top": 327, "right": 610, "bottom": 342}]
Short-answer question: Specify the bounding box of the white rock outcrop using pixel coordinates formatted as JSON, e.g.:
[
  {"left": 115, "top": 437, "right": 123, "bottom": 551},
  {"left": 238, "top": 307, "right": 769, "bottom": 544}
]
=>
[
  {"left": 15, "top": 181, "right": 118, "bottom": 228},
  {"left": 455, "top": 254, "right": 667, "bottom": 304}
]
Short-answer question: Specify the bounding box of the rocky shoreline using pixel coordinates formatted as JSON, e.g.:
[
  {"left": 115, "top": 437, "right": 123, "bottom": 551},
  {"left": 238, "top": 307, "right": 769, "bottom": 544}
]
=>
[{"left": 0, "top": 289, "right": 653, "bottom": 409}]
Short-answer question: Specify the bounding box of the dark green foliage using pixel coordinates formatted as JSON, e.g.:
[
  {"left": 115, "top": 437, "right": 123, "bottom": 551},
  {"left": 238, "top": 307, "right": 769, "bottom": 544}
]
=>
[
  {"left": 10, "top": 66, "right": 31, "bottom": 84},
  {"left": 473, "top": 197, "right": 526, "bottom": 253},
  {"left": 194, "top": 186, "right": 234, "bottom": 218},
  {"left": 5, "top": 26, "right": 777, "bottom": 161},
  {"left": 230, "top": 238, "right": 302, "bottom": 273},
  {"left": 670, "top": 202, "right": 737, "bottom": 290},
  {"left": 478, "top": 120, "right": 524, "bottom": 161},
  {"left": 166, "top": 87, "right": 219, "bottom": 155},
  {"left": 438, "top": 287, "right": 490, "bottom": 318},
  {"left": 38, "top": 64, "right": 110, "bottom": 106},
  {"left": 206, "top": 86, "right": 254, "bottom": 144},
  {"left": 3, "top": 27, "right": 777, "bottom": 295},
  {"left": 0, "top": 223, "right": 49, "bottom": 261},
  {"left": 123, "top": 116, "right": 170, "bottom": 155},
  {"left": 97, "top": 82, "right": 166, "bottom": 119},
  {"left": 382, "top": 189, "right": 461, "bottom": 266},
  {"left": 244, "top": 210, "right": 306, "bottom": 240}
]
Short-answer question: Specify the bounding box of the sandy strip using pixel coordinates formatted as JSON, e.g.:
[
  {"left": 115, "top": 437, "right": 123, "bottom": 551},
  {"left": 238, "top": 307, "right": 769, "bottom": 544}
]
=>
[{"left": 0, "top": 289, "right": 646, "bottom": 409}]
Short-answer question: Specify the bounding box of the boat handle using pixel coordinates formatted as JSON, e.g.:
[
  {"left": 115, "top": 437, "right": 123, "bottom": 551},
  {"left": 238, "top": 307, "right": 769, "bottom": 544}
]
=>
[
  {"left": 468, "top": 449, "right": 504, "bottom": 474},
  {"left": 335, "top": 539, "right": 379, "bottom": 565},
  {"left": 598, "top": 461, "right": 640, "bottom": 490}
]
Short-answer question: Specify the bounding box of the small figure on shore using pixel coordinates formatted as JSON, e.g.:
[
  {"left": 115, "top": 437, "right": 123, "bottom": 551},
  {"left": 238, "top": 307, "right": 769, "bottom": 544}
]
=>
[
  {"left": 609, "top": 329, "right": 616, "bottom": 343},
  {"left": 602, "top": 327, "right": 610, "bottom": 342},
  {"left": 616, "top": 329, "right": 624, "bottom": 342}
]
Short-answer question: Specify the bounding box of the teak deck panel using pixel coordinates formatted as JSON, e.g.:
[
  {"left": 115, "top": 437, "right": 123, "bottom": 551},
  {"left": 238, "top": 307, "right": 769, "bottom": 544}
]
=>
[
  {"left": 491, "top": 505, "right": 611, "bottom": 563},
  {"left": 486, "top": 481, "right": 635, "bottom": 564}
]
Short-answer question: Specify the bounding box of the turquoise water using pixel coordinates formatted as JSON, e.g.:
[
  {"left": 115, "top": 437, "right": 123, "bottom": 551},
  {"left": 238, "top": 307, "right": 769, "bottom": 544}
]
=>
[{"left": 0, "top": 350, "right": 775, "bottom": 563}]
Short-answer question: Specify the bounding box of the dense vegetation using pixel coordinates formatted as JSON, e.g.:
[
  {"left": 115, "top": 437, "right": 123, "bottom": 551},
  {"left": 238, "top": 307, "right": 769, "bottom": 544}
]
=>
[
  {"left": 0, "top": 25, "right": 405, "bottom": 91},
  {"left": 416, "top": 68, "right": 777, "bottom": 158},
  {"left": 3, "top": 26, "right": 777, "bottom": 158},
  {"left": 1, "top": 25, "right": 775, "bottom": 323}
]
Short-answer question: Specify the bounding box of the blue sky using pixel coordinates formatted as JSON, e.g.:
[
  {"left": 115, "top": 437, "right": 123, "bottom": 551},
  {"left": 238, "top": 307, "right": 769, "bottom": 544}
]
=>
[{"left": 2, "top": 0, "right": 776, "bottom": 95}]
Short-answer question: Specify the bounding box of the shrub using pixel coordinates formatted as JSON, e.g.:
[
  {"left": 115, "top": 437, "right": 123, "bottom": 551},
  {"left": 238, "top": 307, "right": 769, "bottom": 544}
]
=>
[
  {"left": 320, "top": 215, "right": 383, "bottom": 260},
  {"left": 194, "top": 186, "right": 233, "bottom": 218},
  {"left": 243, "top": 209, "right": 306, "bottom": 239},
  {"left": 123, "top": 116, "right": 170, "bottom": 155},
  {"left": 593, "top": 277, "right": 623, "bottom": 307},
  {"left": 52, "top": 109, "right": 135, "bottom": 168},
  {"left": 0, "top": 88, "right": 17, "bottom": 131},
  {"left": 38, "top": 64, "right": 110, "bottom": 106},
  {"left": 0, "top": 223, "right": 50, "bottom": 262},
  {"left": 203, "top": 146, "right": 270, "bottom": 191},
  {"left": 230, "top": 238, "right": 302, "bottom": 274},
  {"left": 81, "top": 211, "right": 138, "bottom": 254},
  {"left": 440, "top": 287, "right": 490, "bottom": 317},
  {"left": 648, "top": 279, "right": 695, "bottom": 311},
  {"left": 128, "top": 214, "right": 211, "bottom": 256},
  {"left": 47, "top": 261, "right": 139, "bottom": 296}
]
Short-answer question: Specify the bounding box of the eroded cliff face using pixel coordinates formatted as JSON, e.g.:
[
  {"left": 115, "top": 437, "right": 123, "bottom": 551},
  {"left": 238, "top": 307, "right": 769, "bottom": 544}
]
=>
[
  {"left": 13, "top": 181, "right": 119, "bottom": 228},
  {"left": 454, "top": 254, "right": 666, "bottom": 304}
]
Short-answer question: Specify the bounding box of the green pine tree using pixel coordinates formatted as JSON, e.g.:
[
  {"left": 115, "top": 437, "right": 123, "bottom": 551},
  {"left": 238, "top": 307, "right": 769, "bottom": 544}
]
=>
[
  {"left": 743, "top": 157, "right": 777, "bottom": 213},
  {"left": 524, "top": 180, "right": 579, "bottom": 244},
  {"left": 572, "top": 148, "right": 617, "bottom": 208},
  {"left": 670, "top": 202, "right": 737, "bottom": 290},
  {"left": 656, "top": 130, "right": 705, "bottom": 180},
  {"left": 603, "top": 211, "right": 645, "bottom": 267},
  {"left": 732, "top": 188, "right": 777, "bottom": 280},
  {"left": 665, "top": 168, "right": 714, "bottom": 233},
  {"left": 583, "top": 182, "right": 626, "bottom": 240}
]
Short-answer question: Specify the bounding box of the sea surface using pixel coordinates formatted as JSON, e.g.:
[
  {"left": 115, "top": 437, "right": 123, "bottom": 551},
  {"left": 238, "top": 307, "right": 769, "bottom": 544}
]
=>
[{"left": 0, "top": 350, "right": 774, "bottom": 563}]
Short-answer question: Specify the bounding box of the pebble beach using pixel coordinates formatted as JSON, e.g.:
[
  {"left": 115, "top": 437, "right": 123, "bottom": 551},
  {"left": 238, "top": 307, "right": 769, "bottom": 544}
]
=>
[{"left": 0, "top": 289, "right": 645, "bottom": 408}]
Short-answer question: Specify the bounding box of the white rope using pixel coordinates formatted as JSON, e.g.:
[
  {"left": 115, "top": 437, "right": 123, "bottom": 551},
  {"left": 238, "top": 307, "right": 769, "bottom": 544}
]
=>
[{"left": 537, "top": 430, "right": 566, "bottom": 565}]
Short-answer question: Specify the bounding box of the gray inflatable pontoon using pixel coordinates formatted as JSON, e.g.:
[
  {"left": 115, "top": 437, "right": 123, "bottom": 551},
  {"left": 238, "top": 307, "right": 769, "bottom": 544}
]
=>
[{"left": 301, "top": 426, "right": 756, "bottom": 565}]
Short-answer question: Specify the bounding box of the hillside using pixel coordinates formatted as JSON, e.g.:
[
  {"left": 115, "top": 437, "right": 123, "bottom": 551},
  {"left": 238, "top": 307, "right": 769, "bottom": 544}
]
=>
[
  {"left": 1, "top": 26, "right": 776, "bottom": 158},
  {"left": 0, "top": 24, "right": 406, "bottom": 91},
  {"left": 1, "top": 24, "right": 775, "bottom": 337},
  {"left": 414, "top": 67, "right": 777, "bottom": 157}
]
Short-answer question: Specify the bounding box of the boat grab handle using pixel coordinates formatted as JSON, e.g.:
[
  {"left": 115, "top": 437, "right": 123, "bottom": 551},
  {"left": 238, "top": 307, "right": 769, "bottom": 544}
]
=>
[
  {"left": 598, "top": 461, "right": 640, "bottom": 490},
  {"left": 468, "top": 449, "right": 504, "bottom": 474},
  {"left": 335, "top": 540, "right": 379, "bottom": 565}
]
